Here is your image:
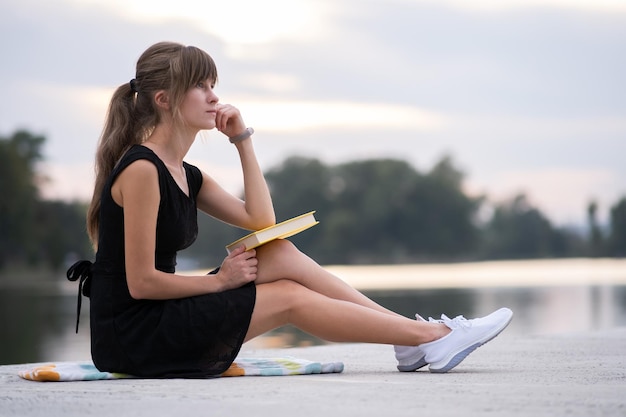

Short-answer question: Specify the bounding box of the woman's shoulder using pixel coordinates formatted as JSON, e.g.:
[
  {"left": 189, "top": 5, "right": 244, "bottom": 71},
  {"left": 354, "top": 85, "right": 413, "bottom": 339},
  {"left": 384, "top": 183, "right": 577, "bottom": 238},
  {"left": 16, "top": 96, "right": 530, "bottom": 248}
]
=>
[
  {"left": 123, "top": 144, "right": 159, "bottom": 161},
  {"left": 108, "top": 145, "right": 164, "bottom": 185},
  {"left": 115, "top": 145, "right": 162, "bottom": 170}
]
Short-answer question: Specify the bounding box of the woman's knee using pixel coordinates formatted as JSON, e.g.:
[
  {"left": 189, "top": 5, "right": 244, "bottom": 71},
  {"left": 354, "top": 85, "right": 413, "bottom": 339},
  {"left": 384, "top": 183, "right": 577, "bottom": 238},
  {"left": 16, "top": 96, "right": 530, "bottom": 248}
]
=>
[
  {"left": 257, "top": 279, "right": 312, "bottom": 311},
  {"left": 270, "top": 278, "right": 306, "bottom": 298}
]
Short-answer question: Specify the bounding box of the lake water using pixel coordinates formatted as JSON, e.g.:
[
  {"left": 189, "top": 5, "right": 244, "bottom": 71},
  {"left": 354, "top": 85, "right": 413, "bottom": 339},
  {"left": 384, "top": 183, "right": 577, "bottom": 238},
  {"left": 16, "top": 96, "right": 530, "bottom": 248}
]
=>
[{"left": 1, "top": 258, "right": 625, "bottom": 365}]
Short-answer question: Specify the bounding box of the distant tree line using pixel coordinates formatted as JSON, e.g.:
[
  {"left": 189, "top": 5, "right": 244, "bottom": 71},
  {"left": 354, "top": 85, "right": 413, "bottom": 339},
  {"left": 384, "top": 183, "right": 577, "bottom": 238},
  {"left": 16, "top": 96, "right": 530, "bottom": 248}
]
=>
[
  {"left": 1, "top": 130, "right": 625, "bottom": 274},
  {"left": 186, "top": 156, "right": 626, "bottom": 266},
  {"left": 0, "top": 131, "right": 92, "bottom": 271}
]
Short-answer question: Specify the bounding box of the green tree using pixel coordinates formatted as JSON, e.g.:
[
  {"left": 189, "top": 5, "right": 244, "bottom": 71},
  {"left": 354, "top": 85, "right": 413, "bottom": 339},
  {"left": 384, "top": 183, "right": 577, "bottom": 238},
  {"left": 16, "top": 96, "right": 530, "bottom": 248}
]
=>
[
  {"left": 263, "top": 157, "right": 336, "bottom": 261},
  {"left": 264, "top": 157, "right": 334, "bottom": 219},
  {"left": 0, "top": 130, "right": 45, "bottom": 267},
  {"left": 0, "top": 130, "right": 94, "bottom": 272},
  {"left": 403, "top": 156, "right": 482, "bottom": 259},
  {"left": 322, "top": 158, "right": 421, "bottom": 263},
  {"left": 587, "top": 200, "right": 604, "bottom": 257},
  {"left": 608, "top": 197, "right": 626, "bottom": 257},
  {"left": 264, "top": 155, "right": 481, "bottom": 264},
  {"left": 480, "top": 194, "right": 572, "bottom": 259},
  {"left": 33, "top": 201, "right": 93, "bottom": 270}
]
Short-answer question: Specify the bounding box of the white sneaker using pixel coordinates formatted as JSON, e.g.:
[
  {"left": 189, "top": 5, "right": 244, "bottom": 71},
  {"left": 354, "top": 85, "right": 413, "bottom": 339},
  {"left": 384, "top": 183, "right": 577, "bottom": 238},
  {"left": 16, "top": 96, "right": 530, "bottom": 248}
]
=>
[
  {"left": 395, "top": 314, "right": 430, "bottom": 372},
  {"left": 420, "top": 307, "right": 513, "bottom": 373}
]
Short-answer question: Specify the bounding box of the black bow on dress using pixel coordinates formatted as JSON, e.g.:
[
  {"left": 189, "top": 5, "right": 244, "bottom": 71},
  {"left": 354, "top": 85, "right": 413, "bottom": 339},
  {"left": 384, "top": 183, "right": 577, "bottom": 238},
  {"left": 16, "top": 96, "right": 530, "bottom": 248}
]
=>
[{"left": 66, "top": 260, "right": 93, "bottom": 333}]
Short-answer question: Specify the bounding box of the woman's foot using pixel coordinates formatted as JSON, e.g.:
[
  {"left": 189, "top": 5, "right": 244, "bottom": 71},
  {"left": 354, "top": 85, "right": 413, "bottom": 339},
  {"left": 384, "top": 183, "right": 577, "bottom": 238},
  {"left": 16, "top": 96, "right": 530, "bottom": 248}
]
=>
[
  {"left": 420, "top": 307, "right": 514, "bottom": 373},
  {"left": 396, "top": 308, "right": 513, "bottom": 373},
  {"left": 394, "top": 314, "right": 430, "bottom": 371}
]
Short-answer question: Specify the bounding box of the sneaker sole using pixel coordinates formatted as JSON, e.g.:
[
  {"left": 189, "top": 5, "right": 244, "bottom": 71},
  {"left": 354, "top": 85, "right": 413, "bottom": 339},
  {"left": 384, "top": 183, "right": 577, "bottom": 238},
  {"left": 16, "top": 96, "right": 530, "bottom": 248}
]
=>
[
  {"left": 397, "top": 357, "right": 427, "bottom": 372},
  {"left": 428, "top": 312, "right": 513, "bottom": 373}
]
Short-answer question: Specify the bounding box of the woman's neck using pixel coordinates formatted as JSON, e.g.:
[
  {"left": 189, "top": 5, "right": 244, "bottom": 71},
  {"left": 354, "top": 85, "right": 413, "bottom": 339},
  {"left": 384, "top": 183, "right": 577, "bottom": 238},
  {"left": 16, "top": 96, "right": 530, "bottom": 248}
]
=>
[{"left": 143, "top": 123, "right": 197, "bottom": 165}]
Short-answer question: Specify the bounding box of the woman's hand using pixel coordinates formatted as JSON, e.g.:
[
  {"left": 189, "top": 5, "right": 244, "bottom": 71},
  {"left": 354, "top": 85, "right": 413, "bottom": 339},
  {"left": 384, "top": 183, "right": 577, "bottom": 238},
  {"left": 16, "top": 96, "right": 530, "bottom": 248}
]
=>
[
  {"left": 215, "top": 245, "right": 258, "bottom": 290},
  {"left": 215, "top": 104, "right": 247, "bottom": 140}
]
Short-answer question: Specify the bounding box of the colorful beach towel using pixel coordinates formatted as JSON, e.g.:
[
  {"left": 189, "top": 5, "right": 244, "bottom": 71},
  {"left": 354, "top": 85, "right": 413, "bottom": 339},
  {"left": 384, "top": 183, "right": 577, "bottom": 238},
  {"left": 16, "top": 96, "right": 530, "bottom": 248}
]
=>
[{"left": 19, "top": 358, "right": 344, "bottom": 382}]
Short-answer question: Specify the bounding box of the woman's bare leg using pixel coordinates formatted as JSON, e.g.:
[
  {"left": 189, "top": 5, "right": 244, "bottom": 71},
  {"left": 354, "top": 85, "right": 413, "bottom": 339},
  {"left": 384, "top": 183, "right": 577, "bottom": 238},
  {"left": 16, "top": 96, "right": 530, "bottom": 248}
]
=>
[
  {"left": 245, "top": 279, "right": 449, "bottom": 344},
  {"left": 254, "top": 240, "right": 403, "bottom": 317}
]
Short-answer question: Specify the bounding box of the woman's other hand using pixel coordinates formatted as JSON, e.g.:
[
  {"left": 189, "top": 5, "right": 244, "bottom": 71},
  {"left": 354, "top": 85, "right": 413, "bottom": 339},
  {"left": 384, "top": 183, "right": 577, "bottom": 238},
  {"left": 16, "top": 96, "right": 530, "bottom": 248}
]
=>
[{"left": 216, "top": 245, "right": 258, "bottom": 290}]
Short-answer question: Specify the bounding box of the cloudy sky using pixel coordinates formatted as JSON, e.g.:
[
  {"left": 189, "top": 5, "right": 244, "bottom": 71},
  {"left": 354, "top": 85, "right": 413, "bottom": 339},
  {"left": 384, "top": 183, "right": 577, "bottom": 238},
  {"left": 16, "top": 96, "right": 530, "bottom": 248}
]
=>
[{"left": 1, "top": 0, "right": 625, "bottom": 226}]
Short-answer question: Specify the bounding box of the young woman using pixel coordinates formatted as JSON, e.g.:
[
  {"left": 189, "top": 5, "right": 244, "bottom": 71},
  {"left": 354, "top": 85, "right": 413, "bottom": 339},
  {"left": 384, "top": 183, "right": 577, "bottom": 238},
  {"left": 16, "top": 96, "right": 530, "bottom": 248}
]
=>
[{"left": 67, "top": 41, "right": 512, "bottom": 378}]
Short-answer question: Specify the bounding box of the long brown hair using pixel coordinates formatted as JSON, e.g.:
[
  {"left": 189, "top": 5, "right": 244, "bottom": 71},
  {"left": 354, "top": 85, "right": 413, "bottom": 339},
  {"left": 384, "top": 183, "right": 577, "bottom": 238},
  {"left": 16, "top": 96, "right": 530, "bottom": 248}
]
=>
[{"left": 86, "top": 42, "right": 218, "bottom": 248}]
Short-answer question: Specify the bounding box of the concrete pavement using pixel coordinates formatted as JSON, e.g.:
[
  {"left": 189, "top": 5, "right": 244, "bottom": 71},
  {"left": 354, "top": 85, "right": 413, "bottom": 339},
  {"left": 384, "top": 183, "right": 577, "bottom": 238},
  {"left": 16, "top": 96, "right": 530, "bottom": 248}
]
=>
[{"left": 1, "top": 328, "right": 625, "bottom": 417}]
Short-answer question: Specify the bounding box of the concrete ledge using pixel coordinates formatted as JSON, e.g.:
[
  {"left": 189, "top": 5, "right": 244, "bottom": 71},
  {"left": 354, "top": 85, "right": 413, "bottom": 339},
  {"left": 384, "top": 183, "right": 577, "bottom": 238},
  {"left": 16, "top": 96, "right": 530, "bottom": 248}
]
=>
[{"left": 1, "top": 329, "right": 625, "bottom": 417}]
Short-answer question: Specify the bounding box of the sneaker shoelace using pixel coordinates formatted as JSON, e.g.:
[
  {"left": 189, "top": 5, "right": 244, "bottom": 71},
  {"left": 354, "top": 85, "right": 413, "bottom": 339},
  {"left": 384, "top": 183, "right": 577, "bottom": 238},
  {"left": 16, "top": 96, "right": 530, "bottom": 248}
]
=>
[
  {"left": 419, "top": 313, "right": 473, "bottom": 330},
  {"left": 439, "top": 314, "right": 472, "bottom": 330}
]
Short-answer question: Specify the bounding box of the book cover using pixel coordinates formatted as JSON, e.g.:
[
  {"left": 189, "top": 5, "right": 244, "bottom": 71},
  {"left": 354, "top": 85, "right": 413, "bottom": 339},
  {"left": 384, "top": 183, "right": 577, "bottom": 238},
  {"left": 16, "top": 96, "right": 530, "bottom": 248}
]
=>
[{"left": 225, "top": 211, "right": 319, "bottom": 253}]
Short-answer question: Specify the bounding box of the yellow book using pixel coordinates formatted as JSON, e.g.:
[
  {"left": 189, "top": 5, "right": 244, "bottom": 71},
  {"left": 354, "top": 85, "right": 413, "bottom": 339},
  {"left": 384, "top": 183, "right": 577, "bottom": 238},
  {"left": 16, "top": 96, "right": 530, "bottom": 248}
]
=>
[{"left": 225, "top": 211, "right": 319, "bottom": 253}]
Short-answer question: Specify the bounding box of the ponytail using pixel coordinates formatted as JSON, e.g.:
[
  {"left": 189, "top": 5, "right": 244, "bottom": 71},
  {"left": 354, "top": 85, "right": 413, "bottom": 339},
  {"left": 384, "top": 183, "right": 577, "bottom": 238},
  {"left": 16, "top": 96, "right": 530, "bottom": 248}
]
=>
[{"left": 86, "top": 82, "right": 140, "bottom": 248}]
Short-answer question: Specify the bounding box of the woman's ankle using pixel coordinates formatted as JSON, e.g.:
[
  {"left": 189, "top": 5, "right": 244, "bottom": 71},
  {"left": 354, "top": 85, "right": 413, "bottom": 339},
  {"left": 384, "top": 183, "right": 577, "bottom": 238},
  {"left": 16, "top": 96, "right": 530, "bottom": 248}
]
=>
[{"left": 427, "top": 323, "right": 451, "bottom": 343}]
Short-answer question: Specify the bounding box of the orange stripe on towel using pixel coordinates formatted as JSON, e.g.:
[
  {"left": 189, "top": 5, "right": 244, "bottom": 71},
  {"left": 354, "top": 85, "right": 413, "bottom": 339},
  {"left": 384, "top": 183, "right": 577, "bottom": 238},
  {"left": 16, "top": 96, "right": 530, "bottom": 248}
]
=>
[
  {"left": 221, "top": 362, "right": 246, "bottom": 377},
  {"left": 19, "top": 364, "right": 61, "bottom": 382}
]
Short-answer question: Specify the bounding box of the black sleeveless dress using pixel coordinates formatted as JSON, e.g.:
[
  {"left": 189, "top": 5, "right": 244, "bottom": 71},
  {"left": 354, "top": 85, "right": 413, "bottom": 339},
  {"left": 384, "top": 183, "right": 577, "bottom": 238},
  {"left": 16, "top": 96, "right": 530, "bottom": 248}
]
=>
[{"left": 88, "top": 145, "right": 256, "bottom": 378}]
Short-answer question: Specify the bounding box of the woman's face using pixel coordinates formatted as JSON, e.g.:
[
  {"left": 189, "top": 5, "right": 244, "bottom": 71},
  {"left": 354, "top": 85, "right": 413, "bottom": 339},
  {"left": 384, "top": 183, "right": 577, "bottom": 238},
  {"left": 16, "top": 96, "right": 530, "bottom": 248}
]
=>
[{"left": 178, "top": 78, "right": 219, "bottom": 130}]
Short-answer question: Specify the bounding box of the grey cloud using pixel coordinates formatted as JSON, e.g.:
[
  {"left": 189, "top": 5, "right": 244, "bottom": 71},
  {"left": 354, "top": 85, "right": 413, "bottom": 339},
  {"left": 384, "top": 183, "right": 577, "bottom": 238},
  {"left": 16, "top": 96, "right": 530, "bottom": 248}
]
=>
[{"left": 228, "top": 0, "right": 626, "bottom": 118}]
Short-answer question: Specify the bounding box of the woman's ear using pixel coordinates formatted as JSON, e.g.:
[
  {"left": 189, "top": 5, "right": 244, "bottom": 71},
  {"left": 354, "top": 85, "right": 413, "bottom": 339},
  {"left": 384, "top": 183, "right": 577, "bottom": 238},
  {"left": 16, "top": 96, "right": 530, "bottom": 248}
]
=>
[{"left": 154, "top": 90, "right": 170, "bottom": 110}]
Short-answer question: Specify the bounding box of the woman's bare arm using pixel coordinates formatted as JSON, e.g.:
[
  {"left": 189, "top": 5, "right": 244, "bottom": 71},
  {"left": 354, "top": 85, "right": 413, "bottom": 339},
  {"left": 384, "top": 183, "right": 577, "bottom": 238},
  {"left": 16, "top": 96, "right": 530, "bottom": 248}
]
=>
[{"left": 196, "top": 104, "right": 275, "bottom": 231}]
